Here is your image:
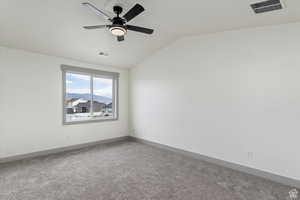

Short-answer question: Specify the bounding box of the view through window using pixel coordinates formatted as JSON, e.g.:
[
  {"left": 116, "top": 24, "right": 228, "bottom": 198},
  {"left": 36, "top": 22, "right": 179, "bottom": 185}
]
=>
[{"left": 62, "top": 66, "right": 118, "bottom": 124}]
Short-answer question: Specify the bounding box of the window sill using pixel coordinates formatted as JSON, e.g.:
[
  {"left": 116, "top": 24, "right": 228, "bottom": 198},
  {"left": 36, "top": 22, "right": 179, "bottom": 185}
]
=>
[{"left": 63, "top": 117, "right": 118, "bottom": 125}]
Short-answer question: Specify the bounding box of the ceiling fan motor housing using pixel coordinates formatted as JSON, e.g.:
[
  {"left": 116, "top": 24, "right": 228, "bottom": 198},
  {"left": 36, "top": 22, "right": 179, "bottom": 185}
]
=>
[{"left": 112, "top": 16, "right": 125, "bottom": 26}]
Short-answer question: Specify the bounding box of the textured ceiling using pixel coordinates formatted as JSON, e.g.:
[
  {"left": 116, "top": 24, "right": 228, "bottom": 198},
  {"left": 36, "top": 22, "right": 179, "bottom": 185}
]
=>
[{"left": 0, "top": 0, "right": 300, "bottom": 68}]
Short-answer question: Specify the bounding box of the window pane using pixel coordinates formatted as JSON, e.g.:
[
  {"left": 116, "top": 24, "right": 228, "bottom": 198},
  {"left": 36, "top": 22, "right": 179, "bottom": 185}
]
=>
[
  {"left": 65, "top": 73, "right": 91, "bottom": 122},
  {"left": 92, "top": 77, "right": 113, "bottom": 119}
]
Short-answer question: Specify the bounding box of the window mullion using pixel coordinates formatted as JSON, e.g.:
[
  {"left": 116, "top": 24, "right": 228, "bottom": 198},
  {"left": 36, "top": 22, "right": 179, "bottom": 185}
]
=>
[
  {"left": 90, "top": 74, "right": 94, "bottom": 117},
  {"left": 112, "top": 79, "right": 116, "bottom": 118}
]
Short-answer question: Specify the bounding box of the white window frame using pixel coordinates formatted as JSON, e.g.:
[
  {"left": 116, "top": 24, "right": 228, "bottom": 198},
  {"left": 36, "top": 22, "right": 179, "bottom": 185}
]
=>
[{"left": 61, "top": 65, "right": 119, "bottom": 125}]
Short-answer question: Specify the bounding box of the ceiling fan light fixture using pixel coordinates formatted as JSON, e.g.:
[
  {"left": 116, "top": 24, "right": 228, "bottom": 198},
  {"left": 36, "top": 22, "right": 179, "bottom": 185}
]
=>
[{"left": 109, "top": 26, "right": 127, "bottom": 36}]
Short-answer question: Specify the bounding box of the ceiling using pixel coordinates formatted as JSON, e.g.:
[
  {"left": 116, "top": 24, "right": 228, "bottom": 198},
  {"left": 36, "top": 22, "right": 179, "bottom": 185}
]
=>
[{"left": 0, "top": 0, "right": 300, "bottom": 68}]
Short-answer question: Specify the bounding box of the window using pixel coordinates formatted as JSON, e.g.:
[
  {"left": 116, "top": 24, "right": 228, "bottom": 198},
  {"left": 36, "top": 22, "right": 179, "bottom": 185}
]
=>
[{"left": 61, "top": 65, "right": 119, "bottom": 124}]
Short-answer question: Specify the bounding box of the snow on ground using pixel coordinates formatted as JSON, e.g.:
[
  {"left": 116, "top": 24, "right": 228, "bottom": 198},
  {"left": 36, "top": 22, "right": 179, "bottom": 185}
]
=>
[{"left": 66, "top": 112, "right": 113, "bottom": 122}]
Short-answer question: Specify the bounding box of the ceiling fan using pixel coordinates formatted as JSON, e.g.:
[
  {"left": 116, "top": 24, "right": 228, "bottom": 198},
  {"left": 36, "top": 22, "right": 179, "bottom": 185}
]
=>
[{"left": 82, "top": 2, "right": 154, "bottom": 42}]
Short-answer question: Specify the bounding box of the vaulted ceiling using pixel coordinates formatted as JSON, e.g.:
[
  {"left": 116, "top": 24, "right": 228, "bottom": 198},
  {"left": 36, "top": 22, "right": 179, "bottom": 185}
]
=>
[{"left": 0, "top": 0, "right": 300, "bottom": 68}]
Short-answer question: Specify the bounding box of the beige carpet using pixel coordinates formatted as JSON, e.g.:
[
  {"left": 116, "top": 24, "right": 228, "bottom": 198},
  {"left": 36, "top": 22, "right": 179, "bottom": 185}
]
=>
[{"left": 0, "top": 141, "right": 297, "bottom": 200}]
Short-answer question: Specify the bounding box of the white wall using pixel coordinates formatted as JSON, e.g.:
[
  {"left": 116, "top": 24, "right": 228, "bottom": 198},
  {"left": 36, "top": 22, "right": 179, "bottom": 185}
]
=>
[
  {"left": 0, "top": 46, "right": 129, "bottom": 158},
  {"left": 130, "top": 22, "right": 300, "bottom": 181}
]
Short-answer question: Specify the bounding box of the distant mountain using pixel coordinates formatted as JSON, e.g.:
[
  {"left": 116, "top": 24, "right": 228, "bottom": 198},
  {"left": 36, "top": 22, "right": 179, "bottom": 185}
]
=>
[{"left": 66, "top": 93, "right": 112, "bottom": 103}]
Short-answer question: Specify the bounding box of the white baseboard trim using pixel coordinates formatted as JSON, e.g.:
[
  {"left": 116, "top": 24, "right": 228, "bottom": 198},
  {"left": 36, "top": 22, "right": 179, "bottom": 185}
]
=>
[
  {"left": 129, "top": 136, "right": 300, "bottom": 189},
  {"left": 0, "top": 136, "right": 130, "bottom": 164}
]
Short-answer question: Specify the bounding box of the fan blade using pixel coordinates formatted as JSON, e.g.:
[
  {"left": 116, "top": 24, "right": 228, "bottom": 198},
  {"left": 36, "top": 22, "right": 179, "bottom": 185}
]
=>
[
  {"left": 127, "top": 25, "right": 154, "bottom": 34},
  {"left": 123, "top": 4, "right": 144, "bottom": 22},
  {"left": 117, "top": 36, "right": 124, "bottom": 42},
  {"left": 83, "top": 25, "right": 108, "bottom": 29},
  {"left": 82, "top": 2, "right": 112, "bottom": 21}
]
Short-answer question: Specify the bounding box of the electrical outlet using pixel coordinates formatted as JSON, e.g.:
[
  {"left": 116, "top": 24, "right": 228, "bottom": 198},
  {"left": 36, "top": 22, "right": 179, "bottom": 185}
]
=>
[
  {"left": 131, "top": 129, "right": 136, "bottom": 135},
  {"left": 247, "top": 152, "right": 254, "bottom": 160}
]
